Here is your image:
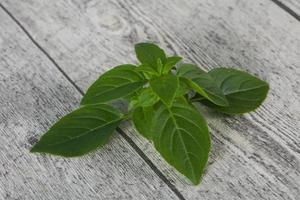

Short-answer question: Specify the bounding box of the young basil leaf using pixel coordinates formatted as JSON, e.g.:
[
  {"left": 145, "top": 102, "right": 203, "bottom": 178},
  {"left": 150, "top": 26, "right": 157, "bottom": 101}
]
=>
[
  {"left": 163, "top": 56, "right": 182, "bottom": 74},
  {"left": 31, "top": 104, "right": 123, "bottom": 157},
  {"left": 150, "top": 74, "right": 179, "bottom": 107},
  {"left": 81, "top": 65, "right": 145, "bottom": 105},
  {"left": 128, "top": 96, "right": 139, "bottom": 111},
  {"left": 177, "top": 64, "right": 228, "bottom": 106},
  {"left": 201, "top": 68, "right": 269, "bottom": 114},
  {"left": 177, "top": 63, "right": 205, "bottom": 79},
  {"left": 157, "top": 58, "right": 164, "bottom": 75},
  {"left": 137, "top": 88, "right": 160, "bottom": 107},
  {"left": 152, "top": 100, "right": 210, "bottom": 185},
  {"left": 128, "top": 87, "right": 159, "bottom": 111},
  {"left": 132, "top": 106, "right": 155, "bottom": 140},
  {"left": 176, "top": 77, "right": 190, "bottom": 97},
  {"left": 136, "top": 64, "right": 158, "bottom": 76},
  {"left": 135, "top": 43, "right": 167, "bottom": 71}
]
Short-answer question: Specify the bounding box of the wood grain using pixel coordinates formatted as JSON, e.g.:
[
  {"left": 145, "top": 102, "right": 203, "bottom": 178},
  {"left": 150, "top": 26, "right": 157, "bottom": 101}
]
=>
[
  {"left": 1, "top": 0, "right": 300, "bottom": 199},
  {"left": 274, "top": 0, "right": 300, "bottom": 18},
  {"left": 0, "top": 8, "right": 180, "bottom": 200}
]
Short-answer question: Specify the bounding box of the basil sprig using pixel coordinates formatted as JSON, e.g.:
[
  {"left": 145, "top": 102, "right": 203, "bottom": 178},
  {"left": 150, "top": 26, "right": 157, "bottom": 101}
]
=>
[{"left": 31, "top": 43, "right": 269, "bottom": 185}]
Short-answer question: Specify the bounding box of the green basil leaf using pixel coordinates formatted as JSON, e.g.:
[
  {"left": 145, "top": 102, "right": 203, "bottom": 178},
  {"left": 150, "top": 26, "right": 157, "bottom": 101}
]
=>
[
  {"left": 176, "top": 77, "right": 190, "bottom": 97},
  {"left": 150, "top": 74, "right": 179, "bottom": 107},
  {"left": 137, "top": 88, "right": 160, "bottom": 107},
  {"left": 31, "top": 104, "right": 123, "bottom": 157},
  {"left": 128, "top": 88, "right": 159, "bottom": 111},
  {"left": 177, "top": 63, "right": 205, "bottom": 79},
  {"left": 135, "top": 43, "right": 167, "bottom": 70},
  {"left": 81, "top": 65, "right": 145, "bottom": 105},
  {"left": 157, "top": 58, "right": 164, "bottom": 74},
  {"left": 136, "top": 64, "right": 158, "bottom": 76},
  {"left": 177, "top": 64, "right": 228, "bottom": 106},
  {"left": 128, "top": 96, "right": 139, "bottom": 111},
  {"left": 132, "top": 106, "right": 155, "bottom": 140},
  {"left": 163, "top": 56, "right": 182, "bottom": 74},
  {"left": 202, "top": 68, "right": 269, "bottom": 114},
  {"left": 152, "top": 100, "right": 210, "bottom": 185}
]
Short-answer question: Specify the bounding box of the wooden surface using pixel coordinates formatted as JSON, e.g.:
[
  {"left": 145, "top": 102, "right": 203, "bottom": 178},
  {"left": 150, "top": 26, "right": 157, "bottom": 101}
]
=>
[
  {"left": 274, "top": 0, "right": 300, "bottom": 17},
  {"left": 0, "top": 8, "right": 180, "bottom": 200},
  {"left": 0, "top": 0, "right": 299, "bottom": 199}
]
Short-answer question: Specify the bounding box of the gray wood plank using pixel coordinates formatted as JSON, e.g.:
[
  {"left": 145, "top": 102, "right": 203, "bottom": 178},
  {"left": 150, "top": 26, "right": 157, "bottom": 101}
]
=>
[
  {"left": 273, "top": 0, "right": 300, "bottom": 18},
  {"left": 0, "top": 8, "right": 180, "bottom": 200},
  {"left": 1, "top": 0, "right": 300, "bottom": 199}
]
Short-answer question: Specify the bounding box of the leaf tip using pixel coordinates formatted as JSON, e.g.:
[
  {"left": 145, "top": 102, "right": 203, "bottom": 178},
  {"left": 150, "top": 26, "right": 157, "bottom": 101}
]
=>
[
  {"left": 30, "top": 144, "right": 40, "bottom": 153},
  {"left": 191, "top": 178, "right": 200, "bottom": 185},
  {"left": 134, "top": 42, "right": 152, "bottom": 51}
]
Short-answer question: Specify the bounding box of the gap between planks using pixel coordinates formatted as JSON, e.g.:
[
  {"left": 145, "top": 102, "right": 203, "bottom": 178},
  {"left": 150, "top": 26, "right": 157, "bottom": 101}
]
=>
[
  {"left": 270, "top": 0, "right": 300, "bottom": 21},
  {"left": 0, "top": 3, "right": 186, "bottom": 200}
]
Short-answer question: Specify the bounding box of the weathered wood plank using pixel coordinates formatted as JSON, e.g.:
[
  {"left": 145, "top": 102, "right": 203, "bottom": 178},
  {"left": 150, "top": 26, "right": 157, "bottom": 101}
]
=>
[
  {"left": 273, "top": 0, "right": 300, "bottom": 18},
  {"left": 1, "top": 0, "right": 300, "bottom": 199},
  {"left": 0, "top": 9, "right": 180, "bottom": 200}
]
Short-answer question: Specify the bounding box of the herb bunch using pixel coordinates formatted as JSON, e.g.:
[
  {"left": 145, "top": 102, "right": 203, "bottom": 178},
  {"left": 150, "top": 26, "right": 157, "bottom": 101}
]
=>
[{"left": 31, "top": 43, "right": 269, "bottom": 185}]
